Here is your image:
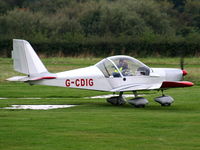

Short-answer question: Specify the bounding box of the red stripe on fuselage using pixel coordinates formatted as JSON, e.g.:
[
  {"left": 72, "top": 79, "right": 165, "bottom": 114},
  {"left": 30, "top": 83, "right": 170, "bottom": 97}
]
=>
[{"left": 34, "top": 76, "right": 56, "bottom": 80}]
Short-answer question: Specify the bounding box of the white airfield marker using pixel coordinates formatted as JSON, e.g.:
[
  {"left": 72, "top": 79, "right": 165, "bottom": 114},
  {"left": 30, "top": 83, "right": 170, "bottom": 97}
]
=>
[
  {"left": 2, "top": 105, "right": 76, "bottom": 110},
  {"left": 0, "top": 97, "right": 67, "bottom": 100}
]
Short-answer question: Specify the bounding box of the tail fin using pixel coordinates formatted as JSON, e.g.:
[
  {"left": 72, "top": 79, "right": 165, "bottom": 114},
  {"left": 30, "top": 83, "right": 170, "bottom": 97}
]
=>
[{"left": 12, "top": 39, "right": 48, "bottom": 75}]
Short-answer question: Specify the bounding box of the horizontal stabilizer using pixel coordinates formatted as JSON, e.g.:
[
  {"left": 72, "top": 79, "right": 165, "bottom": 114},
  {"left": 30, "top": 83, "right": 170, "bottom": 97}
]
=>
[{"left": 6, "top": 76, "right": 28, "bottom": 81}]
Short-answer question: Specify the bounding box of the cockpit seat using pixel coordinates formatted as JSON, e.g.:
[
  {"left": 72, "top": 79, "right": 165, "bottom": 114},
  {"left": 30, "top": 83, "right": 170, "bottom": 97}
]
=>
[{"left": 137, "top": 67, "right": 150, "bottom": 76}]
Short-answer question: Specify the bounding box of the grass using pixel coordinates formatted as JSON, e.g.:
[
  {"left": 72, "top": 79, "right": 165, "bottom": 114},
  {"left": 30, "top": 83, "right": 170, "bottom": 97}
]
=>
[{"left": 0, "top": 57, "right": 200, "bottom": 150}]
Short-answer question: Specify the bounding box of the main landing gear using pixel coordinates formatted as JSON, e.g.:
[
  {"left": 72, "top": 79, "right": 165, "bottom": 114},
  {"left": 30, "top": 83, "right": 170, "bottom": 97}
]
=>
[
  {"left": 127, "top": 91, "right": 148, "bottom": 108},
  {"left": 106, "top": 92, "right": 126, "bottom": 105},
  {"left": 106, "top": 91, "right": 149, "bottom": 108},
  {"left": 106, "top": 90, "right": 174, "bottom": 107},
  {"left": 154, "top": 90, "right": 174, "bottom": 106}
]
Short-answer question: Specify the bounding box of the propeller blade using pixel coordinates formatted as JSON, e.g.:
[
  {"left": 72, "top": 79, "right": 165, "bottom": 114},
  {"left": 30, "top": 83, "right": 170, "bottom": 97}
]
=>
[{"left": 180, "top": 57, "right": 184, "bottom": 70}]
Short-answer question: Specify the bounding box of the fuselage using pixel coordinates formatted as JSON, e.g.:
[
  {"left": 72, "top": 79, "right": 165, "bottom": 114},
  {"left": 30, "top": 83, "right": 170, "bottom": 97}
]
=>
[{"left": 30, "top": 60, "right": 185, "bottom": 92}]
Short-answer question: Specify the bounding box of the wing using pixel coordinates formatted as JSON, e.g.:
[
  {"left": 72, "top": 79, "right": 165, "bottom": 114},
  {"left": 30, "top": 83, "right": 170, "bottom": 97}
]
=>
[
  {"left": 110, "top": 81, "right": 194, "bottom": 92},
  {"left": 110, "top": 83, "right": 163, "bottom": 92}
]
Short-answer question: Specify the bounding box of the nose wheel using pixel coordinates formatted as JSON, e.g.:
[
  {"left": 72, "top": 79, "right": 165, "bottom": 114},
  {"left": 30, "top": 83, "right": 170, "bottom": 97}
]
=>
[{"left": 154, "top": 90, "right": 174, "bottom": 106}]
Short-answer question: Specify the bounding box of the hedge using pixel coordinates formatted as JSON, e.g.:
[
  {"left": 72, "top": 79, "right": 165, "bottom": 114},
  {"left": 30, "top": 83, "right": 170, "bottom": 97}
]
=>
[{"left": 0, "top": 39, "right": 199, "bottom": 57}]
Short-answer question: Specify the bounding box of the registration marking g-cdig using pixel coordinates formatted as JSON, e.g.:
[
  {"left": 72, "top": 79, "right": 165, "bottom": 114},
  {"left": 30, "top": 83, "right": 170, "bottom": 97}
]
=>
[{"left": 65, "top": 79, "right": 94, "bottom": 87}]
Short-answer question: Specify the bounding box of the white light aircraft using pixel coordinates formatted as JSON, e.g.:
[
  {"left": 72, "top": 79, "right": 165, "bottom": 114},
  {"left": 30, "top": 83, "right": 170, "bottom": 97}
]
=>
[{"left": 7, "top": 39, "right": 194, "bottom": 107}]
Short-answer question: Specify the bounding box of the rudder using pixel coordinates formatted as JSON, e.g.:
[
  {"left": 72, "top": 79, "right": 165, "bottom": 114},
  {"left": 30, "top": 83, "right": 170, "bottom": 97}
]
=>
[{"left": 12, "top": 39, "right": 48, "bottom": 75}]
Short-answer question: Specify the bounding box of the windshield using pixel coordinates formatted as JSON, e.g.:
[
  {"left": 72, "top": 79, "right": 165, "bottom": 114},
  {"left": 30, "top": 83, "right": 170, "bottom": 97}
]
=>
[{"left": 96, "top": 55, "right": 150, "bottom": 78}]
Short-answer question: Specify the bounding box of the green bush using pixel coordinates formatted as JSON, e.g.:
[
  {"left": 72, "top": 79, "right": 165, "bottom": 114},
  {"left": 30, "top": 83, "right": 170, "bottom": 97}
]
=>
[{"left": 0, "top": 0, "right": 199, "bottom": 57}]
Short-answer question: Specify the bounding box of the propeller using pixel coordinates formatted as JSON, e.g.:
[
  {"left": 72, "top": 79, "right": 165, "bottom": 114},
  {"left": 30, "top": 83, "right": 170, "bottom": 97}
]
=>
[
  {"left": 180, "top": 57, "right": 187, "bottom": 76},
  {"left": 180, "top": 56, "right": 184, "bottom": 70}
]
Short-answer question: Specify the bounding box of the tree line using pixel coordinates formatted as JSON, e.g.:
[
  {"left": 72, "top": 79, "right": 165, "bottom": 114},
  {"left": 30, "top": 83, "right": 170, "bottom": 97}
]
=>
[{"left": 0, "top": 0, "right": 199, "bottom": 57}]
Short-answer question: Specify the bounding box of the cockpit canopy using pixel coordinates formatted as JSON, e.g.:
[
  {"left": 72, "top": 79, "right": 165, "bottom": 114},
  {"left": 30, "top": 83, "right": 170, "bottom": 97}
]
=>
[{"left": 96, "top": 55, "right": 150, "bottom": 78}]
